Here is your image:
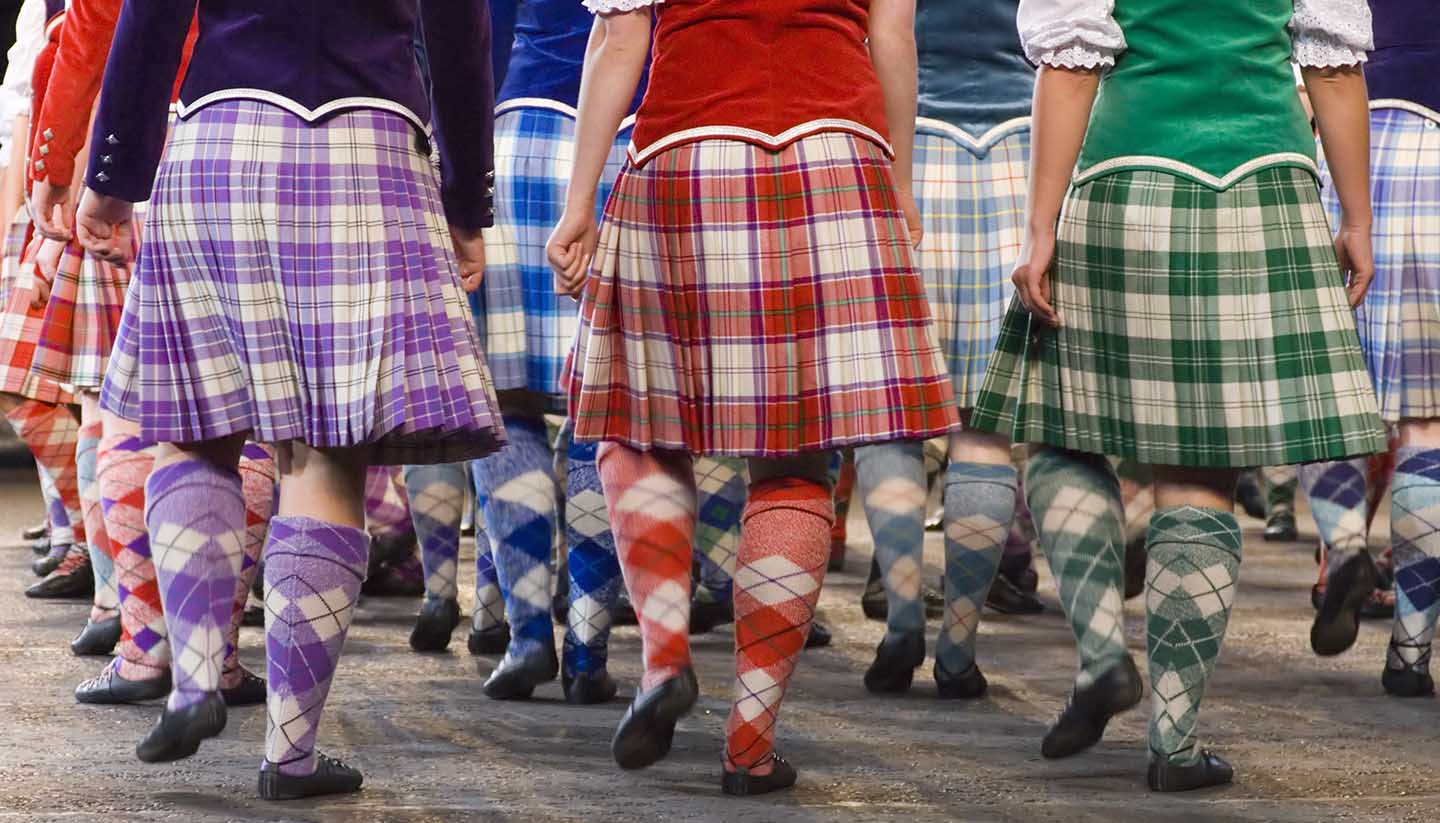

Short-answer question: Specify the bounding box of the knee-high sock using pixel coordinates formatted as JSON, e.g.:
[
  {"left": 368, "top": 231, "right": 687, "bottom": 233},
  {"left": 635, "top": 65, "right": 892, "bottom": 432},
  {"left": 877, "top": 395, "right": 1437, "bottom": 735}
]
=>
[
  {"left": 222, "top": 443, "right": 276, "bottom": 687},
  {"left": 472, "top": 491, "right": 505, "bottom": 632},
  {"left": 1299, "top": 458, "right": 1371, "bottom": 572},
  {"left": 146, "top": 459, "right": 247, "bottom": 711},
  {"left": 1145, "top": 506, "right": 1242, "bottom": 766},
  {"left": 1025, "top": 446, "right": 1128, "bottom": 687},
  {"left": 855, "top": 441, "right": 928, "bottom": 639},
  {"left": 263, "top": 516, "right": 367, "bottom": 777},
  {"left": 693, "top": 456, "right": 744, "bottom": 602},
  {"left": 98, "top": 433, "right": 167, "bottom": 680},
  {"left": 598, "top": 443, "right": 696, "bottom": 690},
  {"left": 1261, "top": 465, "right": 1297, "bottom": 517},
  {"left": 936, "top": 462, "right": 1018, "bottom": 675},
  {"left": 1002, "top": 453, "right": 1037, "bottom": 578},
  {"left": 77, "top": 416, "right": 118, "bottom": 621},
  {"left": 1388, "top": 448, "right": 1440, "bottom": 676},
  {"left": 830, "top": 450, "right": 855, "bottom": 547},
  {"left": 364, "top": 465, "right": 413, "bottom": 542},
  {"left": 472, "top": 416, "right": 558, "bottom": 656},
  {"left": 725, "top": 477, "right": 832, "bottom": 771},
  {"left": 5, "top": 399, "right": 82, "bottom": 548},
  {"left": 404, "top": 463, "right": 468, "bottom": 602},
  {"left": 564, "top": 439, "right": 621, "bottom": 675}
]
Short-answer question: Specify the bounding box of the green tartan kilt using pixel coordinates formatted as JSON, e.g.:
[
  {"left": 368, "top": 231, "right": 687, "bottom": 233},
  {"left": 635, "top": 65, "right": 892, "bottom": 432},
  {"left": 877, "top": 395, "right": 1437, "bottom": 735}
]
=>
[{"left": 970, "top": 166, "right": 1386, "bottom": 468}]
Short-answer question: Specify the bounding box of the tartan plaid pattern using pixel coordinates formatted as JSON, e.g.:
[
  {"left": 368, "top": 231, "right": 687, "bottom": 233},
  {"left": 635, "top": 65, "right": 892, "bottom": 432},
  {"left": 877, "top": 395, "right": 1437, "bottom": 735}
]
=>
[
  {"left": 30, "top": 240, "right": 131, "bottom": 390},
  {"left": 567, "top": 132, "right": 958, "bottom": 456},
  {"left": 914, "top": 125, "right": 1028, "bottom": 406},
  {"left": 474, "top": 107, "right": 632, "bottom": 397},
  {"left": 0, "top": 210, "right": 69, "bottom": 403},
  {"left": 972, "top": 166, "right": 1386, "bottom": 468},
  {"left": 101, "top": 100, "right": 504, "bottom": 465},
  {"left": 1321, "top": 107, "right": 1440, "bottom": 423}
]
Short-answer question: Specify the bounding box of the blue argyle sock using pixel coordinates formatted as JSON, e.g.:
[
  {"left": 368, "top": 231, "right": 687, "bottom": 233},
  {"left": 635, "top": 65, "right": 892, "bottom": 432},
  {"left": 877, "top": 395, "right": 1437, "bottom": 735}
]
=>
[
  {"left": 855, "top": 441, "right": 927, "bottom": 640},
  {"left": 935, "top": 461, "right": 1017, "bottom": 676},
  {"left": 693, "top": 456, "right": 744, "bottom": 603},
  {"left": 562, "top": 439, "right": 621, "bottom": 676},
  {"left": 1389, "top": 448, "right": 1440, "bottom": 677},
  {"left": 404, "top": 463, "right": 468, "bottom": 602},
  {"left": 1299, "top": 458, "right": 1371, "bottom": 570}
]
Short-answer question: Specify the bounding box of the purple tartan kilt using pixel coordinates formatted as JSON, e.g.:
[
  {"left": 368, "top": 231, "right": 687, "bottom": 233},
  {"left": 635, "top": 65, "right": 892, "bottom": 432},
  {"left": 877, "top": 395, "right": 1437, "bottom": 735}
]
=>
[{"left": 100, "top": 100, "right": 505, "bottom": 465}]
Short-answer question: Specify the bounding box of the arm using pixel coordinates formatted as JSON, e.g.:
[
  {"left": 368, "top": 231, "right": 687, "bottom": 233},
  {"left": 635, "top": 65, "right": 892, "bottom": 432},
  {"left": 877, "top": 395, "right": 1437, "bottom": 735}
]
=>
[
  {"left": 1291, "top": 0, "right": 1374, "bottom": 306},
  {"left": 28, "top": 0, "right": 123, "bottom": 239},
  {"left": 546, "top": 6, "right": 651, "bottom": 296},
  {"left": 1304, "top": 66, "right": 1372, "bottom": 306},
  {"left": 72, "top": 0, "right": 194, "bottom": 264},
  {"left": 1010, "top": 0, "right": 1121, "bottom": 326},
  {"left": 867, "top": 0, "right": 920, "bottom": 245}
]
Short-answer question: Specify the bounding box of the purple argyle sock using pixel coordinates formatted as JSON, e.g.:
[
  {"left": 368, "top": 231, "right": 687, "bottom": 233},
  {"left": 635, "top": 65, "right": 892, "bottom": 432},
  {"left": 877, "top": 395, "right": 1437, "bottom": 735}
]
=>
[
  {"left": 144, "top": 458, "right": 247, "bottom": 712},
  {"left": 261, "top": 516, "right": 368, "bottom": 776}
]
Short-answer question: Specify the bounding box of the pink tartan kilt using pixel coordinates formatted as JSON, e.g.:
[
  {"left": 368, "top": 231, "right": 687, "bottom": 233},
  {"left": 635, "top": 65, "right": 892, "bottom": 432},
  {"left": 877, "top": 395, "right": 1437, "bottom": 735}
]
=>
[
  {"left": 564, "top": 131, "right": 959, "bottom": 456},
  {"left": 0, "top": 211, "right": 70, "bottom": 404},
  {"left": 29, "top": 231, "right": 136, "bottom": 392}
]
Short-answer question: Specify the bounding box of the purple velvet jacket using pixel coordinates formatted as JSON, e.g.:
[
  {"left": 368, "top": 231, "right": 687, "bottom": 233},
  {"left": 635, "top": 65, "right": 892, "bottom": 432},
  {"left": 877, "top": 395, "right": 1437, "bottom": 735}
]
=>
[
  {"left": 1366, "top": 0, "right": 1439, "bottom": 115},
  {"left": 85, "top": 0, "right": 496, "bottom": 229}
]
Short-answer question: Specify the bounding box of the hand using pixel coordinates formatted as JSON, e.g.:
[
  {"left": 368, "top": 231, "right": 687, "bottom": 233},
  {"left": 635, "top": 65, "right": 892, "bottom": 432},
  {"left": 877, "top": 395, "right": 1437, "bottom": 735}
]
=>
[
  {"left": 546, "top": 205, "right": 598, "bottom": 298},
  {"left": 28, "top": 237, "right": 63, "bottom": 309},
  {"left": 449, "top": 225, "right": 486, "bottom": 293},
  {"left": 1333, "top": 222, "right": 1374, "bottom": 308},
  {"left": 30, "top": 179, "right": 75, "bottom": 242},
  {"left": 75, "top": 188, "right": 136, "bottom": 265},
  {"left": 1011, "top": 227, "right": 1061, "bottom": 328},
  {"left": 898, "top": 187, "right": 923, "bottom": 248}
]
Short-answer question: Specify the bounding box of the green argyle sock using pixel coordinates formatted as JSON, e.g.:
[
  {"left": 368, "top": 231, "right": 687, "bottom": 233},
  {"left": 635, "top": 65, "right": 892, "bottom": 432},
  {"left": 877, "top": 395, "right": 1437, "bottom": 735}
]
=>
[
  {"left": 1025, "top": 446, "right": 1128, "bottom": 688},
  {"left": 1145, "top": 505, "right": 1242, "bottom": 767}
]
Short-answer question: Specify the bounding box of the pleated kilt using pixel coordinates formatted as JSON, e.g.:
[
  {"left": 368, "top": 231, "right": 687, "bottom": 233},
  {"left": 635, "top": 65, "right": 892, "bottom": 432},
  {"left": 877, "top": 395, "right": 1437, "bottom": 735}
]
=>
[
  {"left": 1321, "top": 106, "right": 1440, "bottom": 423},
  {"left": 564, "top": 131, "right": 959, "bottom": 457},
  {"left": 0, "top": 209, "right": 70, "bottom": 403},
  {"left": 914, "top": 122, "right": 1028, "bottom": 407},
  {"left": 100, "top": 100, "right": 505, "bottom": 465},
  {"left": 473, "top": 105, "right": 631, "bottom": 401},
  {"left": 29, "top": 236, "right": 134, "bottom": 391},
  {"left": 971, "top": 166, "right": 1386, "bottom": 467}
]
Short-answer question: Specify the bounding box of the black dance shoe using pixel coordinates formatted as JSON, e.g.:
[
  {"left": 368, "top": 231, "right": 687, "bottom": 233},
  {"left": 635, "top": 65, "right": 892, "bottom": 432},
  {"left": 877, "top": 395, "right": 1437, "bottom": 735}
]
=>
[
  {"left": 258, "top": 753, "right": 363, "bottom": 801},
  {"left": 563, "top": 669, "right": 619, "bottom": 705},
  {"left": 76, "top": 665, "right": 171, "bottom": 704},
  {"left": 32, "top": 545, "right": 67, "bottom": 577},
  {"left": 805, "top": 622, "right": 833, "bottom": 649},
  {"left": 1041, "top": 656, "right": 1143, "bottom": 759},
  {"left": 863, "top": 630, "right": 926, "bottom": 694},
  {"left": 612, "top": 666, "right": 698, "bottom": 770},
  {"left": 1234, "top": 474, "right": 1266, "bottom": 520},
  {"left": 409, "top": 597, "right": 461, "bottom": 653},
  {"left": 612, "top": 593, "right": 638, "bottom": 626},
  {"left": 721, "top": 753, "right": 798, "bottom": 797},
  {"left": 242, "top": 602, "right": 265, "bottom": 627},
  {"left": 1263, "top": 511, "right": 1298, "bottom": 543},
  {"left": 1147, "top": 750, "right": 1234, "bottom": 792},
  {"left": 222, "top": 669, "right": 268, "bottom": 707},
  {"left": 135, "top": 692, "right": 227, "bottom": 762},
  {"left": 467, "top": 623, "right": 511, "bottom": 656},
  {"left": 934, "top": 660, "right": 988, "bottom": 700},
  {"left": 26, "top": 557, "right": 94, "bottom": 600},
  {"left": 1311, "top": 551, "right": 1378, "bottom": 656},
  {"left": 31, "top": 534, "right": 51, "bottom": 556},
  {"left": 482, "top": 643, "right": 559, "bottom": 700},
  {"left": 986, "top": 573, "right": 1044, "bottom": 615},
  {"left": 21, "top": 522, "right": 48, "bottom": 541},
  {"left": 689, "top": 598, "right": 735, "bottom": 635},
  {"left": 1383, "top": 662, "right": 1435, "bottom": 698},
  {"left": 70, "top": 616, "right": 122, "bottom": 657}
]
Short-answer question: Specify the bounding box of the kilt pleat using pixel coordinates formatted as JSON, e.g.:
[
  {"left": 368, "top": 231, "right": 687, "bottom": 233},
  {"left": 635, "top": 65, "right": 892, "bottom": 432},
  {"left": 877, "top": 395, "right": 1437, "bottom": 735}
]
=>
[
  {"left": 565, "top": 131, "right": 959, "bottom": 456},
  {"left": 914, "top": 126, "right": 1027, "bottom": 406},
  {"left": 0, "top": 210, "right": 70, "bottom": 404},
  {"left": 971, "top": 166, "right": 1386, "bottom": 467},
  {"left": 473, "top": 107, "right": 630, "bottom": 399},
  {"left": 100, "top": 100, "right": 505, "bottom": 465},
  {"left": 1321, "top": 107, "right": 1440, "bottom": 423},
  {"left": 28, "top": 239, "right": 132, "bottom": 390}
]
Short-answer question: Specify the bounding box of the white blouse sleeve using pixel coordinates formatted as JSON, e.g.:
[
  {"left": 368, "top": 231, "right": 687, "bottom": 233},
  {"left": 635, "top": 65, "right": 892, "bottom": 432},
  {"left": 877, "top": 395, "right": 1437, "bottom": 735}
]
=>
[
  {"left": 1290, "top": 0, "right": 1373, "bottom": 68},
  {"left": 582, "top": 0, "right": 662, "bottom": 13},
  {"left": 1017, "top": 0, "right": 1127, "bottom": 69}
]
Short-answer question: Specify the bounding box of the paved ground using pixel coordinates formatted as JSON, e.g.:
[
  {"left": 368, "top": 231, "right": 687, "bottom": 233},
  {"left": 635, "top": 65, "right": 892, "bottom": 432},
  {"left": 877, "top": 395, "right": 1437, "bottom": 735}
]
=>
[{"left": 0, "top": 462, "right": 1436, "bottom": 823}]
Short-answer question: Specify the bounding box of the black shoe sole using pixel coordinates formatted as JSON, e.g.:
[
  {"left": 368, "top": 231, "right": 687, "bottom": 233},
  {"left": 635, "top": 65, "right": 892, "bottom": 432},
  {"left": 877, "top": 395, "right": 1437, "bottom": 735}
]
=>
[
  {"left": 483, "top": 651, "right": 559, "bottom": 701},
  {"left": 1041, "top": 659, "right": 1144, "bottom": 760},
  {"left": 136, "top": 698, "right": 227, "bottom": 763},
  {"left": 467, "top": 626, "right": 511, "bottom": 656},
  {"left": 1311, "top": 553, "right": 1378, "bottom": 656},
  {"left": 721, "top": 760, "right": 798, "bottom": 796},
  {"left": 612, "top": 671, "right": 698, "bottom": 770},
  {"left": 76, "top": 673, "right": 172, "bottom": 705},
  {"left": 863, "top": 633, "right": 926, "bottom": 694},
  {"left": 258, "top": 760, "right": 364, "bottom": 801},
  {"left": 409, "top": 603, "right": 462, "bottom": 653},
  {"left": 564, "top": 673, "right": 619, "bottom": 705},
  {"left": 70, "top": 618, "right": 122, "bottom": 657}
]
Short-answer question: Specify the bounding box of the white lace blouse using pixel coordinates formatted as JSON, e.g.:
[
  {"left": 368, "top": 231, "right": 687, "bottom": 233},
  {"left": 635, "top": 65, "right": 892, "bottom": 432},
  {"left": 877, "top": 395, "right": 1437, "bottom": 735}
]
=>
[
  {"left": 1016, "top": 0, "right": 1373, "bottom": 69},
  {"left": 582, "top": 0, "right": 663, "bottom": 13}
]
